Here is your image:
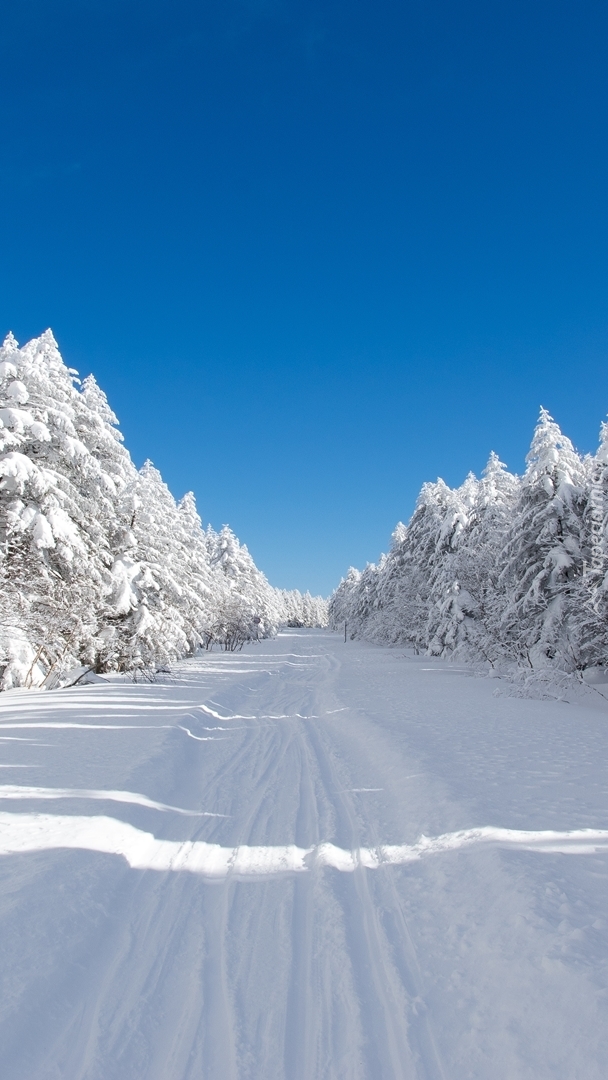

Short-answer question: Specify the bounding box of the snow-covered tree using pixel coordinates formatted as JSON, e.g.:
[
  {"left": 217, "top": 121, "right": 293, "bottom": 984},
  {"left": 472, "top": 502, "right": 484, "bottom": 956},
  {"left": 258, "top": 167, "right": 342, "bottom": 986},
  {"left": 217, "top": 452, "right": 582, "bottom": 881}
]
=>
[
  {"left": 276, "top": 588, "right": 328, "bottom": 628},
  {"left": 0, "top": 330, "right": 304, "bottom": 687},
  {"left": 0, "top": 331, "right": 114, "bottom": 686},
  {"left": 498, "top": 410, "right": 585, "bottom": 668},
  {"left": 205, "top": 525, "right": 284, "bottom": 646},
  {"left": 425, "top": 455, "right": 518, "bottom": 663},
  {"left": 567, "top": 422, "right": 608, "bottom": 669},
  {"left": 330, "top": 408, "right": 608, "bottom": 676}
]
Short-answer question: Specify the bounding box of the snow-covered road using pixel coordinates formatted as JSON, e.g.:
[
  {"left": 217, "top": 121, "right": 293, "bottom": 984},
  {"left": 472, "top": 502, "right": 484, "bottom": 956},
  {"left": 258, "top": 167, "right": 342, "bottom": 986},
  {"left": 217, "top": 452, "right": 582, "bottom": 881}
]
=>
[{"left": 1, "top": 630, "right": 607, "bottom": 1079}]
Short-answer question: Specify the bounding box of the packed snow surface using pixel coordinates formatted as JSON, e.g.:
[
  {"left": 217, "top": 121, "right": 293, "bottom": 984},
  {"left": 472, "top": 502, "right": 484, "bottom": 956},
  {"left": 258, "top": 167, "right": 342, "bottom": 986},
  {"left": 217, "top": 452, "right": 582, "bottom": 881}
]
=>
[{"left": 0, "top": 630, "right": 607, "bottom": 1079}]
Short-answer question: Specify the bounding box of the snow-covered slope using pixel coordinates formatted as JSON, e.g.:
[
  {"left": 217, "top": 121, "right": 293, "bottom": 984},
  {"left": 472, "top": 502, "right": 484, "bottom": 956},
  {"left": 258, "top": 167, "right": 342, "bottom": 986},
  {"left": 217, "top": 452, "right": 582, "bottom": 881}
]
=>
[{"left": 0, "top": 629, "right": 607, "bottom": 1079}]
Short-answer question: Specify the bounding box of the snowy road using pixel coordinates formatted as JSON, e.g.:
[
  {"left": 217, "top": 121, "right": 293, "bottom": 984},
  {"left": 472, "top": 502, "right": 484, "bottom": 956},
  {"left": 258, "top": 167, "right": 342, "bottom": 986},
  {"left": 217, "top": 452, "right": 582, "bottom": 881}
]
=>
[{"left": 1, "top": 630, "right": 608, "bottom": 1079}]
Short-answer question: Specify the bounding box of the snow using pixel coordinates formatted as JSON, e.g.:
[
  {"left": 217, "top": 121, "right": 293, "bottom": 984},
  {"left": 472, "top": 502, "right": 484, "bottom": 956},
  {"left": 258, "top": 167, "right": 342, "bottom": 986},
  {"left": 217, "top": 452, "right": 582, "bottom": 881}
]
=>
[
  {"left": 2, "top": 812, "right": 608, "bottom": 875},
  {"left": 0, "top": 450, "right": 43, "bottom": 491},
  {"left": 0, "top": 628, "right": 607, "bottom": 1078}
]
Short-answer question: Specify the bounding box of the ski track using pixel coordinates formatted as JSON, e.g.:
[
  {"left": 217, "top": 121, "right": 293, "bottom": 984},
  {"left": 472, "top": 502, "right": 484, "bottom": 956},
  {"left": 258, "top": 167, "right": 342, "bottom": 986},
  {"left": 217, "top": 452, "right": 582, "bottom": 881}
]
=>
[{"left": 0, "top": 630, "right": 607, "bottom": 1079}]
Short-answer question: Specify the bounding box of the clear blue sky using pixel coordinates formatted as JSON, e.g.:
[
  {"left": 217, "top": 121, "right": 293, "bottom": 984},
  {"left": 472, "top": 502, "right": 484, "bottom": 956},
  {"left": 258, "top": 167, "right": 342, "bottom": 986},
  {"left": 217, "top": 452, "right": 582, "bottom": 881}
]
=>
[{"left": 2, "top": 1, "right": 608, "bottom": 596}]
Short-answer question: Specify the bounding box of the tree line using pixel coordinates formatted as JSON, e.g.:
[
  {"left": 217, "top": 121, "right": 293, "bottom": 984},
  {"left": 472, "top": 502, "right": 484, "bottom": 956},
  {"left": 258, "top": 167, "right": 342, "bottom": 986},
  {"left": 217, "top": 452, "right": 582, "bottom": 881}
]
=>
[
  {"left": 329, "top": 409, "right": 608, "bottom": 675},
  {"left": 0, "top": 331, "right": 327, "bottom": 689}
]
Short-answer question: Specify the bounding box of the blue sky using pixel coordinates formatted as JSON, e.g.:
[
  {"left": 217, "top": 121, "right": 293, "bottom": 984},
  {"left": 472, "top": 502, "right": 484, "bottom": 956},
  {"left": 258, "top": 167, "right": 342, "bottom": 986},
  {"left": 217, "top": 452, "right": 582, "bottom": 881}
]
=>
[{"left": 2, "top": 0, "right": 608, "bottom": 595}]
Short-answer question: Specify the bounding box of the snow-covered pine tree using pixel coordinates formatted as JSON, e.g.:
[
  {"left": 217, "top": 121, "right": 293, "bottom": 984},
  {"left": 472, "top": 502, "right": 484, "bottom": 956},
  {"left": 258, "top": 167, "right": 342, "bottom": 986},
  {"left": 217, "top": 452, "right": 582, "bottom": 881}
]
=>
[
  {"left": 276, "top": 587, "right": 328, "bottom": 628},
  {"left": 329, "top": 566, "right": 362, "bottom": 634},
  {"left": 0, "top": 332, "right": 115, "bottom": 686},
  {"left": 205, "top": 525, "right": 283, "bottom": 648},
  {"left": 100, "top": 462, "right": 204, "bottom": 673},
  {"left": 0, "top": 329, "right": 296, "bottom": 686},
  {"left": 329, "top": 408, "right": 608, "bottom": 674},
  {"left": 497, "top": 409, "right": 585, "bottom": 668},
  {"left": 424, "top": 471, "right": 479, "bottom": 655},
  {"left": 280, "top": 587, "right": 305, "bottom": 626},
  {"left": 567, "top": 422, "right": 608, "bottom": 669},
  {"left": 425, "top": 455, "right": 519, "bottom": 664},
  {"left": 174, "top": 491, "right": 219, "bottom": 645},
  {"left": 298, "top": 590, "right": 328, "bottom": 627},
  {"left": 366, "top": 479, "right": 468, "bottom": 650}
]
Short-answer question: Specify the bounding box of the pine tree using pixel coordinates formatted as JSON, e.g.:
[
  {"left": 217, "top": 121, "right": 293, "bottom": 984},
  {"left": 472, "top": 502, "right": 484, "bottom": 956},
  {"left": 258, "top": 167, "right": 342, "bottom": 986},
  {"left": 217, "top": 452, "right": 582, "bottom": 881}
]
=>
[
  {"left": 0, "top": 330, "right": 291, "bottom": 686},
  {"left": 427, "top": 455, "right": 519, "bottom": 663},
  {"left": 0, "top": 332, "right": 112, "bottom": 686},
  {"left": 498, "top": 410, "right": 585, "bottom": 668}
]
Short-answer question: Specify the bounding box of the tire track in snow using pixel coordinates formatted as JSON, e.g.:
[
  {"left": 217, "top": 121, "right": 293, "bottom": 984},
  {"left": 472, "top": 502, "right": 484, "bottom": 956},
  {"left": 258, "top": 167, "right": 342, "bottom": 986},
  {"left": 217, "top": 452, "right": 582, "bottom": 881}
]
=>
[
  {"left": 279, "top": 647, "right": 428, "bottom": 1080},
  {"left": 304, "top": 712, "right": 439, "bottom": 1080},
  {"left": 197, "top": 669, "right": 327, "bottom": 1080},
  {"left": 283, "top": 729, "right": 319, "bottom": 1080}
]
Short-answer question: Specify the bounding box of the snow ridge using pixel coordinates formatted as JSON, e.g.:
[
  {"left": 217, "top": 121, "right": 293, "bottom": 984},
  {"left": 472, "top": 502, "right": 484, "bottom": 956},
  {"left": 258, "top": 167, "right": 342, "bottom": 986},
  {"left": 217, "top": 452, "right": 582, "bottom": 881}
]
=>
[{"left": 1, "top": 812, "right": 607, "bottom": 877}]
